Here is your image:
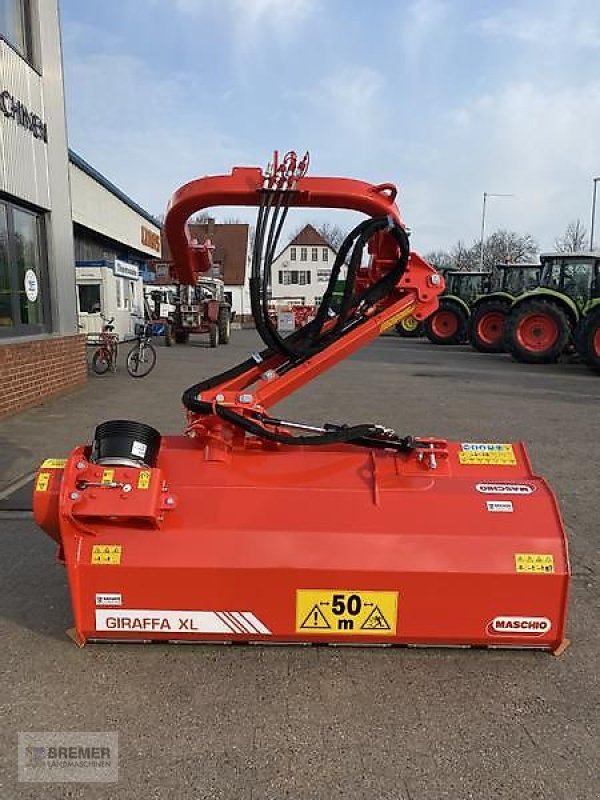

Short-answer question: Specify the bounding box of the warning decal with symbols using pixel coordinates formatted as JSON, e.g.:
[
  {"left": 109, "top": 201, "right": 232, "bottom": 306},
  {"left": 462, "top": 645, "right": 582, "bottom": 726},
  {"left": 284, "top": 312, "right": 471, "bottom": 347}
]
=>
[
  {"left": 40, "top": 458, "right": 67, "bottom": 469},
  {"left": 459, "top": 443, "right": 516, "bottom": 466},
  {"left": 35, "top": 473, "right": 50, "bottom": 492},
  {"left": 295, "top": 589, "right": 397, "bottom": 636},
  {"left": 91, "top": 545, "right": 122, "bottom": 565},
  {"left": 515, "top": 553, "right": 555, "bottom": 574}
]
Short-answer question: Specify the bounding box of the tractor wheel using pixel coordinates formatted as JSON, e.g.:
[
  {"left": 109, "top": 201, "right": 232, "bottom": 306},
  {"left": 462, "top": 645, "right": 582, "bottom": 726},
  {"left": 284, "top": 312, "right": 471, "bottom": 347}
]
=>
[
  {"left": 209, "top": 322, "right": 218, "bottom": 348},
  {"left": 164, "top": 324, "right": 173, "bottom": 347},
  {"left": 424, "top": 302, "right": 468, "bottom": 345},
  {"left": 578, "top": 307, "right": 600, "bottom": 374},
  {"left": 395, "top": 315, "right": 423, "bottom": 338},
  {"left": 504, "top": 300, "right": 570, "bottom": 364},
  {"left": 174, "top": 329, "right": 189, "bottom": 345},
  {"left": 469, "top": 300, "right": 510, "bottom": 354},
  {"left": 218, "top": 307, "right": 231, "bottom": 344}
]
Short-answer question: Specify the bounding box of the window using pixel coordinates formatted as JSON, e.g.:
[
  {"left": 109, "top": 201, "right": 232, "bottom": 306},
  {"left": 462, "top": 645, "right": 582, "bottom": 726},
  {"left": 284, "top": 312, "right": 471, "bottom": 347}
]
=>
[
  {"left": 0, "top": 0, "right": 34, "bottom": 62},
  {"left": 116, "top": 278, "right": 123, "bottom": 308},
  {"left": 322, "top": 248, "right": 328, "bottom": 262},
  {"left": 78, "top": 284, "right": 101, "bottom": 314},
  {"left": 561, "top": 261, "right": 593, "bottom": 302},
  {"left": 290, "top": 248, "right": 296, "bottom": 261},
  {"left": 311, "top": 248, "right": 318, "bottom": 261},
  {"left": 300, "top": 247, "right": 307, "bottom": 261},
  {"left": 0, "top": 199, "right": 48, "bottom": 335},
  {"left": 317, "top": 269, "right": 330, "bottom": 282},
  {"left": 279, "top": 270, "right": 310, "bottom": 285}
]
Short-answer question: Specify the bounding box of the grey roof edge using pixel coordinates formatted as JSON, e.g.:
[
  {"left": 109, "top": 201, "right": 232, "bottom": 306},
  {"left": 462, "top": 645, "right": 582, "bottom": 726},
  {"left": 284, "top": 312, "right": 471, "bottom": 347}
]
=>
[{"left": 68, "top": 149, "right": 162, "bottom": 229}]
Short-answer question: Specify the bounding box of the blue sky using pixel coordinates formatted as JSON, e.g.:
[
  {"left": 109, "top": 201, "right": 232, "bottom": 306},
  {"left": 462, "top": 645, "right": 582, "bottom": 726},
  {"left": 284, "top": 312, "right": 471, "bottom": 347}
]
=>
[{"left": 60, "top": 0, "right": 600, "bottom": 254}]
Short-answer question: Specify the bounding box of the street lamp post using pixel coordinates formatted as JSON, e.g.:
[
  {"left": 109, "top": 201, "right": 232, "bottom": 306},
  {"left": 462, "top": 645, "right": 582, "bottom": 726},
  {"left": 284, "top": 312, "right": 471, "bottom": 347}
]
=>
[
  {"left": 479, "top": 192, "right": 514, "bottom": 270},
  {"left": 589, "top": 177, "right": 600, "bottom": 251}
]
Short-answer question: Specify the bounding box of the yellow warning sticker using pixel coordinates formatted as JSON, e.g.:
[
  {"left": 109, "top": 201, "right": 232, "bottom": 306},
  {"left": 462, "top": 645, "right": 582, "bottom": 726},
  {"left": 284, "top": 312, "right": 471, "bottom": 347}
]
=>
[
  {"left": 40, "top": 458, "right": 67, "bottom": 469},
  {"left": 137, "top": 470, "right": 151, "bottom": 490},
  {"left": 296, "top": 589, "right": 397, "bottom": 636},
  {"left": 515, "top": 553, "right": 555, "bottom": 574},
  {"left": 91, "top": 545, "right": 122, "bottom": 565},
  {"left": 35, "top": 472, "right": 50, "bottom": 492},
  {"left": 459, "top": 443, "right": 516, "bottom": 466},
  {"left": 101, "top": 469, "right": 115, "bottom": 485},
  {"left": 380, "top": 305, "right": 417, "bottom": 333}
]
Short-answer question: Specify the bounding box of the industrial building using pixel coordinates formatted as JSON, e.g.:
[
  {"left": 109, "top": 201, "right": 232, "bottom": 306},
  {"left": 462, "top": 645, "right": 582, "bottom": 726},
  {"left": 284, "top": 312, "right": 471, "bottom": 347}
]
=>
[
  {"left": 0, "top": 0, "right": 78, "bottom": 416},
  {"left": 70, "top": 150, "right": 162, "bottom": 340},
  {"left": 0, "top": 1, "right": 161, "bottom": 415}
]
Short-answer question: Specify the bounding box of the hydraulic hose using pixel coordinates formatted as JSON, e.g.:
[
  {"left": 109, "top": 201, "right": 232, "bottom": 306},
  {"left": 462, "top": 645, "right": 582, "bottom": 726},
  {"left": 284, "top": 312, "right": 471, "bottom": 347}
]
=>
[{"left": 182, "top": 212, "right": 411, "bottom": 450}]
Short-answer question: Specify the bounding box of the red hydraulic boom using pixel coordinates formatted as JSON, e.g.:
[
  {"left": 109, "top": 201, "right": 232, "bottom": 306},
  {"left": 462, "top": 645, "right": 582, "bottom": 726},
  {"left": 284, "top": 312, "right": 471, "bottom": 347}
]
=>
[{"left": 33, "top": 152, "right": 569, "bottom": 652}]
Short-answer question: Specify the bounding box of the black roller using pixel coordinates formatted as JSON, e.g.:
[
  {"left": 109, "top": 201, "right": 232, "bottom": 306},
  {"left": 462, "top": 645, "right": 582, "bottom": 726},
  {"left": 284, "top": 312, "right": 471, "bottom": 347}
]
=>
[{"left": 92, "top": 420, "right": 161, "bottom": 467}]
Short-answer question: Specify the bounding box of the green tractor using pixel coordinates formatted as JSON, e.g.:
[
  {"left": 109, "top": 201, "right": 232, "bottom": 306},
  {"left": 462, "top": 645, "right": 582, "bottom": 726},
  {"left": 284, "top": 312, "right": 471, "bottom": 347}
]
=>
[
  {"left": 504, "top": 252, "right": 600, "bottom": 370},
  {"left": 469, "top": 263, "right": 541, "bottom": 353},
  {"left": 424, "top": 270, "right": 490, "bottom": 345}
]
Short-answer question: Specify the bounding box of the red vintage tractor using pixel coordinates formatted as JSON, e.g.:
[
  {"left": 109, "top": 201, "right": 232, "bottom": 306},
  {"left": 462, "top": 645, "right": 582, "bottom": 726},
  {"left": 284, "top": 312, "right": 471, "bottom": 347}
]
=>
[{"left": 32, "top": 152, "right": 569, "bottom": 652}]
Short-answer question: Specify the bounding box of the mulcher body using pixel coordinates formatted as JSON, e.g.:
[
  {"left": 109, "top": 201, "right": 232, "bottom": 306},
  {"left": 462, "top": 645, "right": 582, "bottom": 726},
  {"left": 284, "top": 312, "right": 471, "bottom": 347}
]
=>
[{"left": 33, "top": 153, "right": 570, "bottom": 651}]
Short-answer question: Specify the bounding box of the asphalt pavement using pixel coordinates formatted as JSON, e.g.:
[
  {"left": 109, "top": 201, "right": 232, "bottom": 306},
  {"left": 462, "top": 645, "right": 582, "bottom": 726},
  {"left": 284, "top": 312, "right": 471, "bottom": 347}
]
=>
[{"left": 1, "top": 331, "right": 599, "bottom": 799}]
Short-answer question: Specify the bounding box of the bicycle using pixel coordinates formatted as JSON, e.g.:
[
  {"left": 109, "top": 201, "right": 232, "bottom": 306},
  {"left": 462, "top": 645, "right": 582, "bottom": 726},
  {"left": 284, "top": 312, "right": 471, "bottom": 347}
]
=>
[
  {"left": 91, "top": 316, "right": 119, "bottom": 375},
  {"left": 126, "top": 321, "right": 157, "bottom": 378}
]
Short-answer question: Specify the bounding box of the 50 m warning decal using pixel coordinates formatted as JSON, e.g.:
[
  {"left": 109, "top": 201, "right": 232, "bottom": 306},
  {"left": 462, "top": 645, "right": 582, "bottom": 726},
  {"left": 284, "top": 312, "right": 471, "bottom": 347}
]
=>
[{"left": 296, "top": 589, "right": 397, "bottom": 636}]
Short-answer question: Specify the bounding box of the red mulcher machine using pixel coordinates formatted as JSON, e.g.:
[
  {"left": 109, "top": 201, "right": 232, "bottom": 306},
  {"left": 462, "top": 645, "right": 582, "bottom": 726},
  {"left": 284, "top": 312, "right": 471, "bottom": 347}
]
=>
[{"left": 34, "top": 152, "right": 570, "bottom": 651}]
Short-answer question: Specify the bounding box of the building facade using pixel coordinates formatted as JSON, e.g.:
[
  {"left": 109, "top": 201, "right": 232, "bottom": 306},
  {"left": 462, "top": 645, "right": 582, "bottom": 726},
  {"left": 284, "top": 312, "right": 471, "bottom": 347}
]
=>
[
  {"left": 0, "top": 2, "right": 163, "bottom": 416},
  {"left": 270, "top": 225, "right": 340, "bottom": 307},
  {"left": 70, "top": 150, "right": 162, "bottom": 339},
  {"left": 0, "top": 0, "right": 82, "bottom": 416}
]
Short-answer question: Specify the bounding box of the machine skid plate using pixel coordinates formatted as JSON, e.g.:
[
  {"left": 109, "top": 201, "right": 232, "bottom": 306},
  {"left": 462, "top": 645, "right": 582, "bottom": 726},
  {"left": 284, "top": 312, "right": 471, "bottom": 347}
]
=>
[{"left": 34, "top": 438, "right": 569, "bottom": 651}]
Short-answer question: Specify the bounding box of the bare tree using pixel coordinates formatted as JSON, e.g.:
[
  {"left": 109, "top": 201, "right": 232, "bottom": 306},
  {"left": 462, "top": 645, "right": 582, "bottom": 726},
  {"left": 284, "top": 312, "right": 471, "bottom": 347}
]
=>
[
  {"left": 451, "top": 240, "right": 478, "bottom": 271},
  {"left": 482, "top": 230, "right": 538, "bottom": 268},
  {"left": 423, "top": 249, "right": 454, "bottom": 272},
  {"left": 554, "top": 219, "right": 587, "bottom": 252},
  {"left": 315, "top": 223, "right": 348, "bottom": 251}
]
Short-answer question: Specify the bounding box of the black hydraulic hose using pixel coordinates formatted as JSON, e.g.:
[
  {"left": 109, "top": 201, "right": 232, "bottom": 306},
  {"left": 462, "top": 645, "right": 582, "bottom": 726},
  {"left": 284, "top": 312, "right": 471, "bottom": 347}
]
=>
[{"left": 182, "top": 213, "right": 412, "bottom": 449}]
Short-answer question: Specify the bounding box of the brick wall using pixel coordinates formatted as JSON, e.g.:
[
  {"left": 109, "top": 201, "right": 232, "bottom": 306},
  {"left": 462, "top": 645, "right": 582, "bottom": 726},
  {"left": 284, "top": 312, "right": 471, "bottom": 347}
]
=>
[{"left": 0, "top": 334, "right": 87, "bottom": 418}]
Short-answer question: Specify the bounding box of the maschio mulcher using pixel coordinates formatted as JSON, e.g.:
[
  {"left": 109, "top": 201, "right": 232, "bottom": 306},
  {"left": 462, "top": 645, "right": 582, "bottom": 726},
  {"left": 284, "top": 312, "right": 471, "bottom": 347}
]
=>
[{"left": 33, "top": 152, "right": 570, "bottom": 651}]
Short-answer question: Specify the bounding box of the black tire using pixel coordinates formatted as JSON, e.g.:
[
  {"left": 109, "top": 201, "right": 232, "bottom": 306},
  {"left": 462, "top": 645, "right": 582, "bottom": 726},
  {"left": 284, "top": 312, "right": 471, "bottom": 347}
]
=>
[
  {"left": 209, "top": 322, "right": 218, "bottom": 348},
  {"left": 126, "top": 342, "right": 157, "bottom": 378},
  {"left": 395, "top": 316, "right": 423, "bottom": 338},
  {"left": 164, "top": 324, "right": 173, "bottom": 347},
  {"left": 92, "top": 349, "right": 111, "bottom": 375},
  {"left": 424, "top": 301, "right": 469, "bottom": 345},
  {"left": 469, "top": 300, "right": 510, "bottom": 354},
  {"left": 577, "top": 307, "right": 600, "bottom": 373},
  {"left": 174, "top": 329, "right": 189, "bottom": 344},
  {"left": 218, "top": 307, "right": 231, "bottom": 344},
  {"left": 504, "top": 299, "right": 571, "bottom": 364}
]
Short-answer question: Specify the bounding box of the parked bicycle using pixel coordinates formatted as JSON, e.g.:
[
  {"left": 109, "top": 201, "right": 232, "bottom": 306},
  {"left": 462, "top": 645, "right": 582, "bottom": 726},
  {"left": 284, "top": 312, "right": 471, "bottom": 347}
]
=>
[
  {"left": 90, "top": 316, "right": 118, "bottom": 375},
  {"left": 126, "top": 321, "right": 157, "bottom": 378}
]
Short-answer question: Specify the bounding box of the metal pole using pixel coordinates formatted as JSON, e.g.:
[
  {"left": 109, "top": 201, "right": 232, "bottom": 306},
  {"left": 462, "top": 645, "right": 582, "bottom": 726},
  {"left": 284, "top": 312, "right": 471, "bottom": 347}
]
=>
[
  {"left": 590, "top": 178, "right": 599, "bottom": 251},
  {"left": 478, "top": 192, "right": 514, "bottom": 270},
  {"left": 479, "top": 192, "right": 487, "bottom": 270}
]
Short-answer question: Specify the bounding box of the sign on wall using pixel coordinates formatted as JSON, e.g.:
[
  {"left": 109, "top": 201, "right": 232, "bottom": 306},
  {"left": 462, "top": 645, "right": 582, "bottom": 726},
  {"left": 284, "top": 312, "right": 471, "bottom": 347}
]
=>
[
  {"left": 0, "top": 90, "right": 47, "bottom": 142},
  {"left": 141, "top": 225, "right": 161, "bottom": 253},
  {"left": 114, "top": 259, "right": 139, "bottom": 279}
]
